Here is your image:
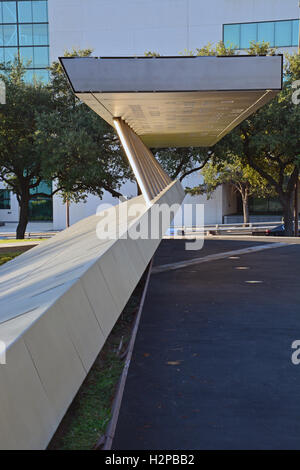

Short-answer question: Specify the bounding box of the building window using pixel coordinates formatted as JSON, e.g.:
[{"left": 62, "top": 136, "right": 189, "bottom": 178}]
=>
[
  {"left": 237, "top": 195, "right": 282, "bottom": 216},
  {"left": 0, "top": 0, "right": 49, "bottom": 83},
  {"left": 29, "top": 181, "right": 53, "bottom": 221},
  {"left": 224, "top": 19, "right": 299, "bottom": 49},
  {"left": 0, "top": 189, "right": 10, "bottom": 209}
]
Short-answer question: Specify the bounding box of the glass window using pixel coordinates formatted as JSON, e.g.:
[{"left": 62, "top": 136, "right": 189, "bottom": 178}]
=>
[
  {"left": 240, "top": 23, "right": 257, "bottom": 49},
  {"left": 0, "top": 48, "right": 4, "bottom": 64},
  {"left": 19, "top": 24, "right": 33, "bottom": 46},
  {"left": 33, "top": 46, "right": 48, "bottom": 67},
  {"left": 224, "top": 24, "right": 240, "bottom": 48},
  {"left": 2, "top": 2, "right": 17, "bottom": 23},
  {"left": 275, "top": 21, "right": 292, "bottom": 47},
  {"left": 18, "top": 1, "right": 33, "bottom": 23},
  {"left": 29, "top": 181, "right": 52, "bottom": 220},
  {"left": 0, "top": 190, "right": 10, "bottom": 210},
  {"left": 24, "top": 69, "right": 34, "bottom": 82},
  {"left": 3, "top": 25, "right": 17, "bottom": 46},
  {"left": 292, "top": 20, "right": 299, "bottom": 47},
  {"left": 257, "top": 21, "right": 275, "bottom": 46},
  {"left": 32, "top": 1, "right": 48, "bottom": 22},
  {"left": 4, "top": 47, "right": 18, "bottom": 64},
  {"left": 0, "top": 26, "right": 3, "bottom": 46},
  {"left": 31, "top": 181, "right": 52, "bottom": 196},
  {"left": 33, "top": 23, "right": 48, "bottom": 45},
  {"left": 34, "top": 69, "right": 49, "bottom": 83},
  {"left": 19, "top": 47, "right": 34, "bottom": 67}
]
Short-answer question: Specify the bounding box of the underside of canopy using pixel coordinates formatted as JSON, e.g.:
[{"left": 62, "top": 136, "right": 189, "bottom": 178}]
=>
[{"left": 60, "top": 55, "right": 283, "bottom": 148}]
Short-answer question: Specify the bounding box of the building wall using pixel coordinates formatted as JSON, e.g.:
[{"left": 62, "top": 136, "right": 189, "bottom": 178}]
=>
[
  {"left": 0, "top": 183, "right": 19, "bottom": 223},
  {"left": 52, "top": 180, "right": 137, "bottom": 230},
  {"left": 222, "top": 184, "right": 238, "bottom": 219},
  {"left": 48, "top": 0, "right": 299, "bottom": 59}
]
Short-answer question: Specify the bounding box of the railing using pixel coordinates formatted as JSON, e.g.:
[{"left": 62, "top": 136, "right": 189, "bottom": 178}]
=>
[
  {"left": 0, "top": 232, "right": 56, "bottom": 239},
  {"left": 167, "top": 221, "right": 290, "bottom": 236}
]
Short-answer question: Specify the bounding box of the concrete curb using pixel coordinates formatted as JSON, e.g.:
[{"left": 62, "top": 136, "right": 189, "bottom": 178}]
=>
[{"left": 101, "top": 260, "right": 153, "bottom": 451}]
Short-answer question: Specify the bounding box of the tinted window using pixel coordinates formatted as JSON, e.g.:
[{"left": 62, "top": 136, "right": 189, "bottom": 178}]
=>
[
  {"left": 292, "top": 20, "right": 299, "bottom": 46},
  {"left": 19, "top": 46, "right": 34, "bottom": 66},
  {"left": 32, "top": 1, "right": 48, "bottom": 22},
  {"left": 224, "top": 19, "right": 298, "bottom": 49},
  {"left": 275, "top": 21, "right": 292, "bottom": 47},
  {"left": 258, "top": 21, "right": 274, "bottom": 46},
  {"left": 3, "top": 24, "right": 17, "bottom": 46},
  {"left": 2, "top": 2, "right": 17, "bottom": 23},
  {"left": 224, "top": 24, "right": 240, "bottom": 48},
  {"left": 24, "top": 69, "right": 34, "bottom": 82},
  {"left": 33, "top": 68, "right": 49, "bottom": 83},
  {"left": 19, "top": 24, "right": 33, "bottom": 46},
  {"left": 33, "top": 46, "right": 48, "bottom": 67},
  {"left": 33, "top": 23, "right": 48, "bottom": 45},
  {"left": 0, "top": 190, "right": 10, "bottom": 210},
  {"left": 18, "top": 1, "right": 33, "bottom": 23},
  {"left": 4, "top": 47, "right": 18, "bottom": 64},
  {"left": 240, "top": 23, "right": 257, "bottom": 48}
]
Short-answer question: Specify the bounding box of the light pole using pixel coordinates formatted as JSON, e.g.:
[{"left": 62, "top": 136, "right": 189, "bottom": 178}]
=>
[{"left": 66, "top": 198, "right": 70, "bottom": 228}]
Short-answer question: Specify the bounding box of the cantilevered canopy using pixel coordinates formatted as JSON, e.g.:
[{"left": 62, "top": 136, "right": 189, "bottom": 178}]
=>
[{"left": 60, "top": 55, "right": 283, "bottom": 148}]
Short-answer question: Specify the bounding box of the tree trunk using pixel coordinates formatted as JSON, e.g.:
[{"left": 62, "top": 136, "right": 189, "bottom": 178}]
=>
[
  {"left": 242, "top": 194, "right": 250, "bottom": 226},
  {"left": 280, "top": 195, "right": 294, "bottom": 237},
  {"left": 16, "top": 193, "right": 29, "bottom": 239}
]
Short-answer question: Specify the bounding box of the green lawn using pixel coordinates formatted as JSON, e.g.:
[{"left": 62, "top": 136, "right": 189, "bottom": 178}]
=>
[
  {"left": 0, "top": 251, "right": 22, "bottom": 266},
  {"left": 49, "top": 274, "right": 146, "bottom": 450},
  {"left": 0, "top": 238, "right": 45, "bottom": 244}
]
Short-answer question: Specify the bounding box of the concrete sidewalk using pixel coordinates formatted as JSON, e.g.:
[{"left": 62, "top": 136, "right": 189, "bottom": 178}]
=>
[
  {"left": 0, "top": 221, "right": 54, "bottom": 234},
  {"left": 112, "top": 239, "right": 300, "bottom": 450}
]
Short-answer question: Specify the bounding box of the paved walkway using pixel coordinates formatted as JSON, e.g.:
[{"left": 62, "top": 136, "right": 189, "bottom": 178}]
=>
[
  {"left": 0, "top": 221, "right": 54, "bottom": 236},
  {"left": 113, "top": 239, "right": 300, "bottom": 450}
]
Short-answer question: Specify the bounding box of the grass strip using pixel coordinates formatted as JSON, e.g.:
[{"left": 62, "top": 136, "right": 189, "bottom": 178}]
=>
[
  {"left": 0, "top": 238, "right": 45, "bottom": 243},
  {"left": 0, "top": 251, "right": 23, "bottom": 266},
  {"left": 48, "top": 272, "right": 147, "bottom": 450}
]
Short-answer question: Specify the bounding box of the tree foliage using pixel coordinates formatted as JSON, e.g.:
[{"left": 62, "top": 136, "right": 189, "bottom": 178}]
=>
[
  {"left": 0, "top": 58, "right": 56, "bottom": 238},
  {"left": 209, "top": 50, "right": 300, "bottom": 235},
  {"left": 40, "top": 48, "right": 132, "bottom": 203},
  {"left": 0, "top": 50, "right": 133, "bottom": 238},
  {"left": 186, "top": 156, "right": 274, "bottom": 224}
]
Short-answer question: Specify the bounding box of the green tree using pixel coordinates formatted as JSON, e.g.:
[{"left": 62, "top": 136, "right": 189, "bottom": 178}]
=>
[
  {"left": 0, "top": 50, "right": 132, "bottom": 238},
  {"left": 155, "top": 147, "right": 212, "bottom": 182},
  {"left": 0, "top": 58, "right": 56, "bottom": 239},
  {"left": 211, "top": 51, "right": 300, "bottom": 235},
  {"left": 186, "top": 156, "right": 274, "bottom": 225},
  {"left": 39, "top": 48, "right": 132, "bottom": 204},
  {"left": 37, "top": 105, "right": 131, "bottom": 202}
]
